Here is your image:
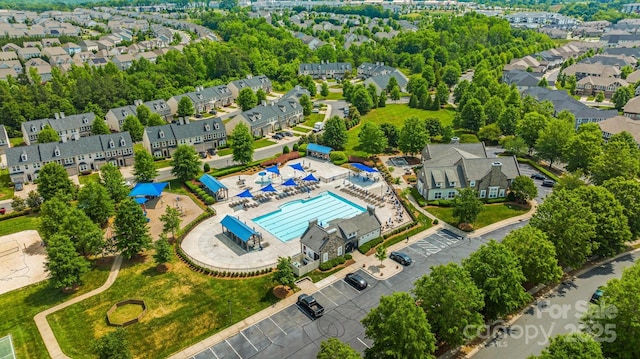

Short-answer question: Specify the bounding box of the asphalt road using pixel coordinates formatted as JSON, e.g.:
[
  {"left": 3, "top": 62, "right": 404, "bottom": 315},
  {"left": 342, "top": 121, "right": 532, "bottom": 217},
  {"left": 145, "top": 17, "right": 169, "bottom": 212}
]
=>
[
  {"left": 189, "top": 224, "right": 530, "bottom": 359},
  {"left": 474, "top": 251, "right": 639, "bottom": 359}
]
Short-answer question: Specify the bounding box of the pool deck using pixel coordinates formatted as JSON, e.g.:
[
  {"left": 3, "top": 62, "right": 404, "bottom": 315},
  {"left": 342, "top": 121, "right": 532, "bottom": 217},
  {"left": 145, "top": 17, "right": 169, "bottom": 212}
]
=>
[{"left": 180, "top": 158, "right": 411, "bottom": 272}]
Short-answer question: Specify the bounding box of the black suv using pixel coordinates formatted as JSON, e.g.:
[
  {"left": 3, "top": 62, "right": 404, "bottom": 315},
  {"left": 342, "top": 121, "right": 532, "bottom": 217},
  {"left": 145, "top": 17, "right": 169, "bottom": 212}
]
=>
[
  {"left": 345, "top": 273, "right": 368, "bottom": 290},
  {"left": 531, "top": 173, "right": 546, "bottom": 180},
  {"left": 390, "top": 252, "right": 412, "bottom": 266}
]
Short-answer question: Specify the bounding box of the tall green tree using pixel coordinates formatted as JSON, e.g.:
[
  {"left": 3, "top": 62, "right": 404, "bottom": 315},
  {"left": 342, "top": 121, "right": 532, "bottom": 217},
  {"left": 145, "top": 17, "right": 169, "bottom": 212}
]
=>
[
  {"left": 612, "top": 86, "right": 632, "bottom": 111},
  {"left": 62, "top": 207, "right": 105, "bottom": 256},
  {"left": 603, "top": 177, "right": 640, "bottom": 237},
  {"left": 352, "top": 86, "right": 374, "bottom": 115},
  {"left": 91, "top": 117, "right": 111, "bottom": 135},
  {"left": 133, "top": 150, "right": 158, "bottom": 183},
  {"left": 218, "top": 0, "right": 238, "bottom": 10},
  {"left": 497, "top": 105, "right": 520, "bottom": 136},
  {"left": 532, "top": 333, "right": 604, "bottom": 359},
  {"left": 530, "top": 189, "right": 597, "bottom": 268},
  {"left": 237, "top": 87, "right": 258, "bottom": 111},
  {"left": 459, "top": 98, "right": 485, "bottom": 132},
  {"left": 39, "top": 196, "right": 71, "bottom": 242},
  {"left": 256, "top": 88, "right": 267, "bottom": 104},
  {"left": 320, "top": 82, "right": 330, "bottom": 97},
  {"left": 386, "top": 76, "right": 399, "bottom": 93},
  {"left": 442, "top": 64, "right": 461, "bottom": 87},
  {"left": 317, "top": 338, "right": 361, "bottom": 359},
  {"left": 37, "top": 124, "right": 60, "bottom": 143},
  {"left": 136, "top": 105, "right": 151, "bottom": 126},
  {"left": 590, "top": 132, "right": 640, "bottom": 185},
  {"left": 485, "top": 96, "right": 505, "bottom": 125},
  {"left": 358, "top": 122, "right": 387, "bottom": 154},
  {"left": 26, "top": 190, "right": 42, "bottom": 211},
  {"left": 93, "top": 328, "right": 132, "bottom": 359},
  {"left": 435, "top": 82, "right": 449, "bottom": 107},
  {"left": 535, "top": 117, "right": 574, "bottom": 168},
  {"left": 380, "top": 123, "right": 399, "bottom": 148},
  {"left": 171, "top": 145, "right": 200, "bottom": 182},
  {"left": 453, "top": 188, "right": 483, "bottom": 225},
  {"left": 122, "top": 115, "right": 144, "bottom": 142},
  {"left": 517, "top": 112, "right": 549, "bottom": 154},
  {"left": 564, "top": 123, "right": 603, "bottom": 174},
  {"left": 463, "top": 240, "right": 531, "bottom": 320},
  {"left": 509, "top": 176, "right": 538, "bottom": 204},
  {"left": 37, "top": 162, "right": 75, "bottom": 201},
  {"left": 502, "top": 226, "right": 562, "bottom": 286},
  {"left": 299, "top": 94, "right": 313, "bottom": 116},
  {"left": 177, "top": 96, "right": 194, "bottom": 117},
  {"left": 114, "top": 197, "right": 152, "bottom": 259},
  {"left": 100, "top": 163, "right": 129, "bottom": 203},
  {"left": 361, "top": 292, "right": 436, "bottom": 359},
  {"left": 413, "top": 263, "right": 484, "bottom": 346},
  {"left": 147, "top": 113, "right": 165, "bottom": 127},
  {"left": 230, "top": 123, "right": 254, "bottom": 165},
  {"left": 77, "top": 182, "right": 115, "bottom": 225},
  {"left": 274, "top": 256, "right": 296, "bottom": 289},
  {"left": 322, "top": 116, "right": 348, "bottom": 150},
  {"left": 45, "top": 234, "right": 90, "bottom": 289},
  {"left": 390, "top": 86, "right": 401, "bottom": 102},
  {"left": 159, "top": 206, "right": 181, "bottom": 239},
  {"left": 153, "top": 234, "right": 172, "bottom": 266},
  {"left": 398, "top": 116, "right": 429, "bottom": 156}
]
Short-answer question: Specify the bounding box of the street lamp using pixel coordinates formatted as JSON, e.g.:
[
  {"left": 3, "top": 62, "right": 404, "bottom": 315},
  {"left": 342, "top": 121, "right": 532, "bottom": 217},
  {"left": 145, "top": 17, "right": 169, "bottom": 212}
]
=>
[{"left": 228, "top": 300, "right": 232, "bottom": 323}]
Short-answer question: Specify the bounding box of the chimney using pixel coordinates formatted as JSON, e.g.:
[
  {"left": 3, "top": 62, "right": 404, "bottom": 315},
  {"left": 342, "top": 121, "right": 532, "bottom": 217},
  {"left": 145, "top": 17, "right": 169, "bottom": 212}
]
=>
[
  {"left": 261, "top": 100, "right": 267, "bottom": 106},
  {"left": 309, "top": 218, "right": 318, "bottom": 227},
  {"left": 54, "top": 113, "right": 60, "bottom": 120},
  {"left": 60, "top": 112, "right": 65, "bottom": 118},
  {"left": 366, "top": 205, "right": 376, "bottom": 216},
  {"left": 450, "top": 136, "right": 460, "bottom": 144}
]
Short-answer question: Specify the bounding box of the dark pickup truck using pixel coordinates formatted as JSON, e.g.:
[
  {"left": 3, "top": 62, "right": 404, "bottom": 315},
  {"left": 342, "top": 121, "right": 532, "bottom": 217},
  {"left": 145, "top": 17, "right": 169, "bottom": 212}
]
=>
[{"left": 297, "top": 294, "right": 324, "bottom": 319}]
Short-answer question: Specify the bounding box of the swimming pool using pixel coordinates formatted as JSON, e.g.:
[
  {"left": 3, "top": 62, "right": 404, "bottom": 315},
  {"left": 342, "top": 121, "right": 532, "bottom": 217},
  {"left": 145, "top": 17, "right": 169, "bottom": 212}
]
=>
[{"left": 252, "top": 191, "right": 366, "bottom": 243}]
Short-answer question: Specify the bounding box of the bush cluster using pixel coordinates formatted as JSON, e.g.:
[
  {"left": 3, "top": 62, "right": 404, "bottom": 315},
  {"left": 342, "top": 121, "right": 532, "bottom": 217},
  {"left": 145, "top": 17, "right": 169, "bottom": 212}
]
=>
[
  {"left": 358, "top": 237, "right": 384, "bottom": 254},
  {"left": 185, "top": 181, "right": 215, "bottom": 205},
  {"left": 330, "top": 151, "right": 348, "bottom": 165},
  {"left": 0, "top": 209, "right": 31, "bottom": 221},
  {"left": 348, "top": 155, "right": 374, "bottom": 167},
  {"left": 427, "top": 199, "right": 455, "bottom": 207},
  {"left": 319, "top": 255, "right": 347, "bottom": 271}
]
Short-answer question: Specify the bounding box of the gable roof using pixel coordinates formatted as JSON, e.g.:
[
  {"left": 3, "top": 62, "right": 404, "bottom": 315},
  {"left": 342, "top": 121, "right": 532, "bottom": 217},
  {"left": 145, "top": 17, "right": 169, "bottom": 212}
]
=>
[
  {"left": 220, "top": 215, "right": 259, "bottom": 242},
  {"left": 523, "top": 87, "right": 618, "bottom": 120},
  {"left": 199, "top": 174, "right": 227, "bottom": 193},
  {"left": 624, "top": 96, "right": 640, "bottom": 114}
]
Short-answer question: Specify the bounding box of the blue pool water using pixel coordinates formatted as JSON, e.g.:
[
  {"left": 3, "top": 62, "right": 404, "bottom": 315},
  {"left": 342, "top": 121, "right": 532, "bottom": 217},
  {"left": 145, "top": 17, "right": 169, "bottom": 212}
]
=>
[{"left": 252, "top": 191, "right": 366, "bottom": 243}]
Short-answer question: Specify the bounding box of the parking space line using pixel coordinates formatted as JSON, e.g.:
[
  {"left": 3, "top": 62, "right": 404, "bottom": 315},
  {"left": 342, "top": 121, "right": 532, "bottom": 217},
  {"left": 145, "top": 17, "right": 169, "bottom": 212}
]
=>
[
  {"left": 269, "top": 317, "right": 287, "bottom": 335},
  {"left": 407, "top": 245, "right": 428, "bottom": 257},
  {"left": 357, "top": 337, "right": 370, "bottom": 349},
  {"left": 225, "top": 339, "right": 243, "bottom": 359},
  {"left": 240, "top": 331, "right": 259, "bottom": 352},
  {"left": 332, "top": 285, "right": 346, "bottom": 297},
  {"left": 209, "top": 348, "right": 220, "bottom": 359},
  {"left": 317, "top": 290, "right": 339, "bottom": 307},
  {"left": 254, "top": 322, "right": 272, "bottom": 342},
  {"left": 430, "top": 237, "right": 449, "bottom": 248}
]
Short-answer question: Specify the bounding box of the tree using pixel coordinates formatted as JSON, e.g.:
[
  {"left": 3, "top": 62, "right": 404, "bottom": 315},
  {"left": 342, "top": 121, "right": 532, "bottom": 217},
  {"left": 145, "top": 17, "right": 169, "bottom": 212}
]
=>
[
  {"left": 509, "top": 176, "right": 538, "bottom": 204},
  {"left": 77, "top": 182, "right": 114, "bottom": 225},
  {"left": 153, "top": 234, "right": 172, "bottom": 266},
  {"left": 299, "top": 75, "right": 317, "bottom": 97},
  {"left": 378, "top": 91, "right": 387, "bottom": 107},
  {"left": 37, "top": 124, "right": 60, "bottom": 143},
  {"left": 91, "top": 117, "right": 111, "bottom": 135},
  {"left": 398, "top": 117, "right": 429, "bottom": 156},
  {"left": 39, "top": 196, "right": 70, "bottom": 242},
  {"left": 463, "top": 240, "right": 531, "bottom": 320},
  {"left": 230, "top": 123, "right": 254, "bottom": 165},
  {"left": 497, "top": 106, "right": 520, "bottom": 136},
  {"left": 537, "top": 77, "right": 548, "bottom": 87},
  {"left": 603, "top": 177, "right": 640, "bottom": 237},
  {"left": 612, "top": 86, "right": 632, "bottom": 111},
  {"left": 237, "top": 87, "right": 258, "bottom": 111},
  {"left": 575, "top": 186, "right": 631, "bottom": 257},
  {"left": 320, "top": 82, "right": 329, "bottom": 97},
  {"left": 502, "top": 136, "right": 527, "bottom": 157},
  {"left": 517, "top": 112, "right": 549, "bottom": 154},
  {"left": 114, "top": 197, "right": 151, "bottom": 259},
  {"left": 530, "top": 189, "right": 596, "bottom": 268},
  {"left": 45, "top": 234, "right": 90, "bottom": 289},
  {"left": 380, "top": 123, "right": 399, "bottom": 148},
  {"left": 535, "top": 118, "right": 574, "bottom": 168},
  {"left": 256, "top": 88, "right": 267, "bottom": 104},
  {"left": 122, "top": 115, "right": 143, "bottom": 142},
  {"left": 567, "top": 75, "right": 577, "bottom": 95},
  {"left": 322, "top": 116, "right": 348, "bottom": 150},
  {"left": 358, "top": 122, "right": 387, "bottom": 154},
  {"left": 390, "top": 86, "right": 401, "bottom": 102},
  {"left": 147, "top": 113, "right": 165, "bottom": 127},
  {"left": 62, "top": 207, "right": 105, "bottom": 256},
  {"left": 386, "top": 76, "right": 399, "bottom": 93},
  {"left": 317, "top": 338, "right": 361, "bottom": 359},
  {"left": 485, "top": 97, "right": 505, "bottom": 125},
  {"left": 564, "top": 123, "right": 603, "bottom": 174},
  {"left": 177, "top": 96, "right": 194, "bottom": 117},
  {"left": 133, "top": 150, "right": 158, "bottom": 183},
  {"left": 93, "top": 328, "right": 132, "bottom": 359},
  {"left": 274, "top": 256, "right": 296, "bottom": 288},
  {"left": 374, "top": 245, "right": 386, "bottom": 267},
  {"left": 37, "top": 162, "right": 75, "bottom": 201},
  {"left": 590, "top": 134, "right": 640, "bottom": 185},
  {"left": 442, "top": 64, "right": 461, "bottom": 87},
  {"left": 352, "top": 86, "right": 374, "bottom": 115},
  {"left": 26, "top": 190, "right": 42, "bottom": 211},
  {"left": 436, "top": 82, "right": 449, "bottom": 106},
  {"left": 532, "top": 333, "right": 604, "bottom": 359},
  {"left": 502, "top": 226, "right": 562, "bottom": 286},
  {"left": 595, "top": 91, "right": 605, "bottom": 103},
  {"left": 459, "top": 98, "right": 485, "bottom": 132},
  {"left": 477, "top": 123, "right": 502, "bottom": 145},
  {"left": 453, "top": 188, "right": 483, "bottom": 225},
  {"left": 367, "top": 83, "right": 379, "bottom": 110},
  {"left": 160, "top": 206, "right": 181, "bottom": 239},
  {"left": 299, "top": 94, "right": 313, "bottom": 116},
  {"left": 413, "top": 263, "right": 484, "bottom": 346},
  {"left": 11, "top": 196, "right": 26, "bottom": 212},
  {"left": 361, "top": 292, "right": 436, "bottom": 359},
  {"left": 582, "top": 262, "right": 640, "bottom": 358},
  {"left": 171, "top": 145, "right": 200, "bottom": 182},
  {"left": 136, "top": 105, "right": 151, "bottom": 126},
  {"left": 100, "top": 163, "right": 129, "bottom": 203}
]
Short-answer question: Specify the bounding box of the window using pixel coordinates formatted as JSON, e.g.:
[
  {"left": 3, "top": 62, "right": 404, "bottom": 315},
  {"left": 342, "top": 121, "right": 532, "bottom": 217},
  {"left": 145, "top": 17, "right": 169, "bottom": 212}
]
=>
[
  {"left": 337, "top": 246, "right": 343, "bottom": 256},
  {"left": 159, "top": 130, "right": 165, "bottom": 139},
  {"left": 322, "top": 252, "right": 328, "bottom": 262},
  {"left": 120, "top": 138, "right": 126, "bottom": 146},
  {"left": 79, "top": 163, "right": 88, "bottom": 171},
  {"left": 64, "top": 158, "right": 73, "bottom": 165},
  {"left": 449, "top": 181, "right": 456, "bottom": 187},
  {"left": 447, "top": 191, "right": 456, "bottom": 199},
  {"left": 152, "top": 142, "right": 160, "bottom": 148},
  {"left": 499, "top": 189, "right": 505, "bottom": 198},
  {"left": 434, "top": 192, "right": 442, "bottom": 199},
  {"left": 469, "top": 180, "right": 475, "bottom": 187},
  {"left": 109, "top": 139, "right": 115, "bottom": 148},
  {"left": 435, "top": 182, "right": 442, "bottom": 188},
  {"left": 489, "top": 187, "right": 498, "bottom": 199},
  {"left": 480, "top": 190, "right": 486, "bottom": 198}
]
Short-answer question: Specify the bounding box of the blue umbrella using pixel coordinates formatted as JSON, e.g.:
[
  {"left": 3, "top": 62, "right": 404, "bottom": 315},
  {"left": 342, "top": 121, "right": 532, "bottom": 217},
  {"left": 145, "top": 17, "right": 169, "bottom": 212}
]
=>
[
  {"left": 236, "top": 189, "right": 253, "bottom": 198},
  {"left": 260, "top": 183, "right": 278, "bottom": 192},
  {"left": 266, "top": 165, "right": 280, "bottom": 176},
  {"left": 302, "top": 173, "right": 318, "bottom": 182},
  {"left": 289, "top": 163, "right": 305, "bottom": 172},
  {"left": 282, "top": 178, "right": 297, "bottom": 186}
]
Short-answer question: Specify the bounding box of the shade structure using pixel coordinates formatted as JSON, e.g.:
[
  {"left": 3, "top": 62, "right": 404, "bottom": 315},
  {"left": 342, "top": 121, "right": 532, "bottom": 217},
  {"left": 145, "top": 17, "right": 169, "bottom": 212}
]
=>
[
  {"left": 236, "top": 189, "right": 253, "bottom": 198},
  {"left": 260, "top": 183, "right": 278, "bottom": 192},
  {"left": 289, "top": 163, "right": 305, "bottom": 172},
  {"left": 281, "top": 178, "right": 297, "bottom": 186},
  {"left": 134, "top": 197, "right": 149, "bottom": 204},
  {"left": 266, "top": 165, "right": 280, "bottom": 176},
  {"left": 349, "top": 163, "right": 378, "bottom": 173},
  {"left": 302, "top": 173, "right": 318, "bottom": 182},
  {"left": 129, "top": 182, "right": 168, "bottom": 197}
]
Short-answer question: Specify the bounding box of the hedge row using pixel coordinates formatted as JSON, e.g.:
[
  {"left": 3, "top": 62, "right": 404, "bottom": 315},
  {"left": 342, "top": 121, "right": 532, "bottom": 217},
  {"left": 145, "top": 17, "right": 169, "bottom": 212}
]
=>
[
  {"left": 427, "top": 199, "right": 455, "bottom": 207},
  {"left": 517, "top": 158, "right": 561, "bottom": 182},
  {"left": 319, "top": 255, "right": 347, "bottom": 271},
  {"left": 348, "top": 156, "right": 374, "bottom": 167},
  {"left": 210, "top": 158, "right": 271, "bottom": 178},
  {"left": 261, "top": 151, "right": 302, "bottom": 167},
  {"left": 358, "top": 237, "right": 384, "bottom": 254},
  {"left": 185, "top": 181, "right": 215, "bottom": 205},
  {"left": 0, "top": 209, "right": 31, "bottom": 221}
]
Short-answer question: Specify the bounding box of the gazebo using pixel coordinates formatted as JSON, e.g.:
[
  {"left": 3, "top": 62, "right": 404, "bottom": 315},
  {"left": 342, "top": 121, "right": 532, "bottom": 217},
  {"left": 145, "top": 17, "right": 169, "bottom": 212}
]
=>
[
  {"left": 199, "top": 174, "right": 228, "bottom": 200},
  {"left": 306, "top": 143, "right": 332, "bottom": 160},
  {"left": 220, "top": 215, "right": 262, "bottom": 252}
]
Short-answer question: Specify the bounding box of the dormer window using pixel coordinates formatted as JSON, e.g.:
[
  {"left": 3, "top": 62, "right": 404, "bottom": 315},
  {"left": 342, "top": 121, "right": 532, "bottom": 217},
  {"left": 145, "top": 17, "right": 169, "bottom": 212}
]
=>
[
  {"left": 214, "top": 123, "right": 219, "bottom": 129},
  {"left": 449, "top": 181, "right": 456, "bottom": 187},
  {"left": 204, "top": 124, "right": 210, "bottom": 131},
  {"left": 20, "top": 151, "right": 27, "bottom": 162},
  {"left": 31, "top": 125, "right": 36, "bottom": 132},
  {"left": 82, "top": 117, "right": 88, "bottom": 124},
  {"left": 120, "top": 137, "right": 126, "bottom": 146},
  {"left": 109, "top": 139, "right": 115, "bottom": 148},
  {"left": 41, "top": 124, "right": 46, "bottom": 130},
  {"left": 54, "top": 146, "right": 60, "bottom": 157},
  {"left": 435, "top": 182, "right": 442, "bottom": 188},
  {"left": 159, "top": 130, "right": 165, "bottom": 139}
]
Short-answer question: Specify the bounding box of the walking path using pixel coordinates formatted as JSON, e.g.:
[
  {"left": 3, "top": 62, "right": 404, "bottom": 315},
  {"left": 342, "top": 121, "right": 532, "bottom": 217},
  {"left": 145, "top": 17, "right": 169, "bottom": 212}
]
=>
[{"left": 33, "top": 255, "right": 123, "bottom": 359}]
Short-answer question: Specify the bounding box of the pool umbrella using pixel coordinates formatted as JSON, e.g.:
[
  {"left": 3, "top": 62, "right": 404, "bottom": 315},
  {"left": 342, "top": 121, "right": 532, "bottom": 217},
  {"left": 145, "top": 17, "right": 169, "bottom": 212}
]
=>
[
  {"left": 236, "top": 189, "right": 253, "bottom": 198},
  {"left": 282, "top": 178, "right": 297, "bottom": 187},
  {"left": 260, "top": 183, "right": 278, "bottom": 192},
  {"left": 266, "top": 165, "right": 280, "bottom": 176},
  {"left": 289, "top": 163, "right": 305, "bottom": 173},
  {"left": 302, "top": 173, "right": 318, "bottom": 182}
]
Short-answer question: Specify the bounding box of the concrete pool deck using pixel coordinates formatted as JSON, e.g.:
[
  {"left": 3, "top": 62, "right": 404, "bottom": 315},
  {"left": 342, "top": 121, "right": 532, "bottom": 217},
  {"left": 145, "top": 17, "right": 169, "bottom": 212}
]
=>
[{"left": 180, "top": 157, "right": 411, "bottom": 272}]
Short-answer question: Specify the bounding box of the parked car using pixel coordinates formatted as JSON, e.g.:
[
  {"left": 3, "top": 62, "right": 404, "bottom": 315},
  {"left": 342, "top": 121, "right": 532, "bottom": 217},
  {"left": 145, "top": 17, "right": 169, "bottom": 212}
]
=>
[
  {"left": 0, "top": 207, "right": 5, "bottom": 215},
  {"left": 390, "top": 252, "right": 412, "bottom": 266},
  {"left": 207, "top": 148, "right": 216, "bottom": 156},
  {"left": 345, "top": 273, "right": 368, "bottom": 290},
  {"left": 208, "top": 109, "right": 218, "bottom": 115},
  {"left": 283, "top": 131, "right": 293, "bottom": 137},
  {"left": 542, "top": 179, "right": 556, "bottom": 187},
  {"left": 195, "top": 113, "right": 203, "bottom": 118},
  {"left": 531, "top": 173, "right": 546, "bottom": 180},
  {"left": 590, "top": 287, "right": 604, "bottom": 304},
  {"left": 272, "top": 134, "right": 283, "bottom": 140},
  {"left": 297, "top": 294, "right": 324, "bottom": 319},
  {"left": 199, "top": 151, "right": 207, "bottom": 159}
]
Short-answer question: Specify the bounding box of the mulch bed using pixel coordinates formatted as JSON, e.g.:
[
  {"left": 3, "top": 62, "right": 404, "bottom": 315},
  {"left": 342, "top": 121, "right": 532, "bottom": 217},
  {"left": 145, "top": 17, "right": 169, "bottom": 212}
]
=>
[{"left": 273, "top": 285, "right": 293, "bottom": 299}]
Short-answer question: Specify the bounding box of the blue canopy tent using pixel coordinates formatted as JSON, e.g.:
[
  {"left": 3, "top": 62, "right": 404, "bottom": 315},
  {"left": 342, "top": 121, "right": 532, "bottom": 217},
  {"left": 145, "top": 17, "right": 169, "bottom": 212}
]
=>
[
  {"left": 128, "top": 182, "right": 168, "bottom": 197},
  {"left": 134, "top": 197, "right": 149, "bottom": 204},
  {"left": 282, "top": 178, "right": 297, "bottom": 187},
  {"left": 302, "top": 173, "right": 319, "bottom": 182},
  {"left": 349, "top": 163, "right": 378, "bottom": 173},
  {"left": 266, "top": 165, "right": 280, "bottom": 176},
  {"left": 288, "top": 163, "right": 305, "bottom": 172},
  {"left": 260, "top": 183, "right": 278, "bottom": 192},
  {"left": 236, "top": 189, "right": 253, "bottom": 198}
]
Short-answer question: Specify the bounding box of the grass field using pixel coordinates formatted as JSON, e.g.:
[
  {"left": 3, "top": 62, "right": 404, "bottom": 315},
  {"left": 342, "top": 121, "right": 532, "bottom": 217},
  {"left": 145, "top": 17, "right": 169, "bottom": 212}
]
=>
[
  {"left": 108, "top": 303, "right": 144, "bottom": 324},
  {"left": 78, "top": 173, "right": 100, "bottom": 186},
  {"left": 0, "top": 169, "right": 14, "bottom": 200},
  {"left": 292, "top": 126, "right": 311, "bottom": 133},
  {"left": 426, "top": 203, "right": 530, "bottom": 229},
  {"left": 0, "top": 214, "right": 40, "bottom": 236},
  {"left": 154, "top": 159, "right": 172, "bottom": 169},
  {"left": 0, "top": 258, "right": 113, "bottom": 358},
  {"left": 303, "top": 113, "right": 325, "bottom": 127},
  {"left": 49, "top": 256, "right": 279, "bottom": 358},
  {"left": 345, "top": 104, "right": 456, "bottom": 157},
  {"left": 254, "top": 138, "right": 276, "bottom": 149},
  {"left": 317, "top": 92, "right": 343, "bottom": 101}
]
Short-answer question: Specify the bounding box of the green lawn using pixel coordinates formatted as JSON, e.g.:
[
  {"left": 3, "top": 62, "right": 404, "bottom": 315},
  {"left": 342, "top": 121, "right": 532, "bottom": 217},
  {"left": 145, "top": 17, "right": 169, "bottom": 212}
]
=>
[
  {"left": 292, "top": 126, "right": 311, "bottom": 133},
  {"left": 345, "top": 104, "right": 456, "bottom": 156},
  {"left": 254, "top": 138, "right": 276, "bottom": 149},
  {"left": 134, "top": 143, "right": 144, "bottom": 153},
  {"left": 426, "top": 203, "right": 530, "bottom": 229},
  {"left": 217, "top": 148, "right": 232, "bottom": 156},
  {"left": 303, "top": 113, "right": 325, "bottom": 127},
  {"left": 0, "top": 214, "right": 40, "bottom": 236},
  {"left": 0, "top": 169, "right": 14, "bottom": 200},
  {"left": 154, "top": 159, "right": 172, "bottom": 169},
  {"left": 0, "top": 258, "right": 113, "bottom": 358},
  {"left": 48, "top": 257, "right": 280, "bottom": 358},
  {"left": 9, "top": 137, "right": 24, "bottom": 147},
  {"left": 317, "top": 92, "right": 343, "bottom": 100},
  {"left": 78, "top": 173, "right": 100, "bottom": 186}
]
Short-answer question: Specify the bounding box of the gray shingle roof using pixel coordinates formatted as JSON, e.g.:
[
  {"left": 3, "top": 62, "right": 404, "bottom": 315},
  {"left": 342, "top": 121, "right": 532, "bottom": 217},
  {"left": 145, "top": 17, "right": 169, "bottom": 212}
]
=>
[
  {"left": 522, "top": 87, "right": 618, "bottom": 120},
  {"left": 230, "top": 75, "right": 272, "bottom": 91},
  {"left": 144, "top": 117, "right": 226, "bottom": 144},
  {"left": 22, "top": 112, "right": 95, "bottom": 136},
  {"left": 107, "top": 105, "right": 137, "bottom": 123}
]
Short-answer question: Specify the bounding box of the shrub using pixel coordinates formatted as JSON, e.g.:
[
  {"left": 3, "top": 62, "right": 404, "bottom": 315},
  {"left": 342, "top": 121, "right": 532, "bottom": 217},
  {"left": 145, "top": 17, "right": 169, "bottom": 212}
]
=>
[
  {"left": 433, "top": 219, "right": 439, "bottom": 225},
  {"left": 261, "top": 151, "right": 301, "bottom": 167},
  {"left": 299, "top": 143, "right": 308, "bottom": 154},
  {"left": 330, "top": 151, "right": 348, "bottom": 165},
  {"left": 358, "top": 237, "right": 384, "bottom": 254},
  {"left": 282, "top": 145, "right": 290, "bottom": 154},
  {"left": 293, "top": 143, "right": 299, "bottom": 151},
  {"left": 344, "top": 253, "right": 352, "bottom": 260},
  {"left": 203, "top": 163, "right": 210, "bottom": 172}
]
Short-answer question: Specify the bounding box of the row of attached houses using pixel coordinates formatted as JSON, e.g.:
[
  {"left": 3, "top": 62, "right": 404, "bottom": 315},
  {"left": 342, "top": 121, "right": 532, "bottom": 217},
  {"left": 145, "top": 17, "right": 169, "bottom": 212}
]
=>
[
  {"left": 21, "top": 112, "right": 96, "bottom": 145},
  {"left": 225, "top": 96, "right": 304, "bottom": 137},
  {"left": 298, "top": 62, "right": 353, "bottom": 79},
  {"left": 166, "top": 85, "right": 234, "bottom": 117},
  {"left": 105, "top": 99, "right": 173, "bottom": 132},
  {"left": 576, "top": 76, "right": 629, "bottom": 97},
  {"left": 142, "top": 117, "right": 227, "bottom": 159},
  {"left": 6, "top": 132, "right": 134, "bottom": 188}
]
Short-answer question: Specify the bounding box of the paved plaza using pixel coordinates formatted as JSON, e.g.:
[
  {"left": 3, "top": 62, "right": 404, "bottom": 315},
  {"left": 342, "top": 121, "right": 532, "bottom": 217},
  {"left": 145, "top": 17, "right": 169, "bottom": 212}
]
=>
[{"left": 180, "top": 158, "right": 410, "bottom": 272}]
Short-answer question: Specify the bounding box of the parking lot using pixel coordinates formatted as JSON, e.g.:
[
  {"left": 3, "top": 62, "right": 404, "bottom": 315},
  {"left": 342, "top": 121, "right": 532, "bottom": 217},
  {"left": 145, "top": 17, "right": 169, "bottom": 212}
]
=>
[{"left": 516, "top": 163, "right": 554, "bottom": 203}]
